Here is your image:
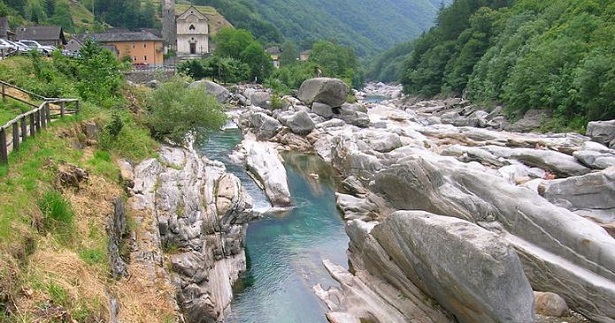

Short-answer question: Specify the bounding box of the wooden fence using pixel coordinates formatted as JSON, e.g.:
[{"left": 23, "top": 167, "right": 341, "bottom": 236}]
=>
[{"left": 0, "top": 80, "right": 79, "bottom": 167}]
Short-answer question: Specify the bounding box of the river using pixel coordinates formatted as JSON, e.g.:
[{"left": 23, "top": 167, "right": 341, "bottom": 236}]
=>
[{"left": 199, "top": 127, "right": 349, "bottom": 323}]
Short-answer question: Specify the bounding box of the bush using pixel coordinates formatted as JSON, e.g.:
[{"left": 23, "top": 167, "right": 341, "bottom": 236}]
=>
[{"left": 145, "top": 77, "right": 226, "bottom": 146}]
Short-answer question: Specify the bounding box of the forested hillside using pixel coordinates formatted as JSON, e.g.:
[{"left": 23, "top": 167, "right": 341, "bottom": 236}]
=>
[
  {"left": 193, "top": 0, "right": 451, "bottom": 56},
  {"left": 400, "top": 0, "right": 615, "bottom": 126}
]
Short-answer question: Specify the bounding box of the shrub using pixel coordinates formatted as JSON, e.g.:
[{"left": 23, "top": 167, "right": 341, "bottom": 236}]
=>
[{"left": 145, "top": 77, "right": 226, "bottom": 146}]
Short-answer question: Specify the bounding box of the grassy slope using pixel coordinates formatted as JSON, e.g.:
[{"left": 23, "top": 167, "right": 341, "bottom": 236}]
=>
[{"left": 0, "top": 57, "right": 175, "bottom": 322}]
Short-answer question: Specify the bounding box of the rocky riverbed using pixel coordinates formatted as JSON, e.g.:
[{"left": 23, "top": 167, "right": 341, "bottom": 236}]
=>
[
  {"left": 226, "top": 79, "right": 614, "bottom": 323},
  {"left": 121, "top": 78, "right": 614, "bottom": 323}
]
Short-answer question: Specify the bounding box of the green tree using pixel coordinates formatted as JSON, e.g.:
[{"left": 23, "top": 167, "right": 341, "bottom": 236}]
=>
[
  {"left": 145, "top": 77, "right": 226, "bottom": 146},
  {"left": 76, "top": 39, "right": 125, "bottom": 107},
  {"left": 308, "top": 40, "right": 362, "bottom": 88},
  {"left": 279, "top": 40, "right": 299, "bottom": 67},
  {"left": 240, "top": 42, "right": 272, "bottom": 82},
  {"left": 214, "top": 27, "right": 255, "bottom": 60}
]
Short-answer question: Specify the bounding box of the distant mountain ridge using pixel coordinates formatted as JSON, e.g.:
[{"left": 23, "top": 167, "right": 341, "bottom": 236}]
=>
[{"left": 194, "top": 0, "right": 451, "bottom": 56}]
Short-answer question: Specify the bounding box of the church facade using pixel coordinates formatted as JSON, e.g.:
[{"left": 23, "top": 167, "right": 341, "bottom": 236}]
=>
[
  {"left": 176, "top": 6, "right": 209, "bottom": 56},
  {"left": 162, "top": 0, "right": 210, "bottom": 59}
]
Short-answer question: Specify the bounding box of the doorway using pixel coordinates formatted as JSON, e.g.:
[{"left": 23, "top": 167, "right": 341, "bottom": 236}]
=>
[{"left": 190, "top": 42, "right": 196, "bottom": 54}]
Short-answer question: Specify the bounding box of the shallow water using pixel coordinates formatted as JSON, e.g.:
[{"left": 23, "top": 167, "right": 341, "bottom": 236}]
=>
[{"left": 199, "top": 130, "right": 349, "bottom": 323}]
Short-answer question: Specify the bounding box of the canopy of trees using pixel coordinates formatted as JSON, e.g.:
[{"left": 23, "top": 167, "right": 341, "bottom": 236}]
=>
[
  {"left": 195, "top": 0, "right": 450, "bottom": 57},
  {"left": 399, "top": 0, "right": 615, "bottom": 126}
]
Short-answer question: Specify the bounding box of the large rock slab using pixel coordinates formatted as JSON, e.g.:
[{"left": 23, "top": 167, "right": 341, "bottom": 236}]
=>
[
  {"left": 485, "top": 146, "right": 590, "bottom": 177},
  {"left": 371, "top": 211, "right": 535, "bottom": 323},
  {"left": 543, "top": 167, "right": 615, "bottom": 219},
  {"left": 297, "top": 77, "right": 348, "bottom": 107},
  {"left": 369, "top": 155, "right": 615, "bottom": 321},
  {"left": 244, "top": 141, "right": 292, "bottom": 207},
  {"left": 587, "top": 120, "right": 615, "bottom": 148},
  {"left": 188, "top": 80, "right": 230, "bottom": 103}
]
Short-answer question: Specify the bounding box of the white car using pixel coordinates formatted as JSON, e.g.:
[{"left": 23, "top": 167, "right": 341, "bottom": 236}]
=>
[
  {"left": 7, "top": 40, "right": 30, "bottom": 53},
  {"left": 0, "top": 38, "right": 17, "bottom": 53},
  {"left": 19, "top": 40, "right": 56, "bottom": 54}
]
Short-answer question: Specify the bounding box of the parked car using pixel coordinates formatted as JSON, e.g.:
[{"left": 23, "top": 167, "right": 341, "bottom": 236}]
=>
[
  {"left": 0, "top": 38, "right": 17, "bottom": 54},
  {"left": 19, "top": 40, "right": 56, "bottom": 55},
  {"left": 5, "top": 40, "right": 30, "bottom": 54},
  {"left": 132, "top": 62, "right": 149, "bottom": 70}
]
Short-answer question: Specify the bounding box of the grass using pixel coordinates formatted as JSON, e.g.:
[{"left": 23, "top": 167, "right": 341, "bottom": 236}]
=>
[
  {"left": 38, "top": 190, "right": 76, "bottom": 245},
  {"left": 0, "top": 55, "right": 177, "bottom": 322}
]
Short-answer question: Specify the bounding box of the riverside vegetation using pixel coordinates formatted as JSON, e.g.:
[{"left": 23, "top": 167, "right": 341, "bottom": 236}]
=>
[
  {"left": 368, "top": 0, "right": 615, "bottom": 132},
  {"left": 0, "top": 41, "right": 226, "bottom": 321}
]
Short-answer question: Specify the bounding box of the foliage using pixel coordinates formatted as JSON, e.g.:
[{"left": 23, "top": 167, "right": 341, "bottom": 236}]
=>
[
  {"left": 400, "top": 0, "right": 615, "bottom": 129},
  {"left": 213, "top": 28, "right": 273, "bottom": 82},
  {"left": 265, "top": 61, "right": 317, "bottom": 94},
  {"left": 75, "top": 39, "right": 125, "bottom": 107},
  {"left": 279, "top": 40, "right": 299, "bottom": 67},
  {"left": 97, "top": 107, "right": 159, "bottom": 162},
  {"left": 145, "top": 77, "right": 226, "bottom": 146},
  {"left": 196, "top": 0, "right": 449, "bottom": 57},
  {"left": 93, "top": 0, "right": 157, "bottom": 29},
  {"left": 365, "top": 40, "right": 414, "bottom": 83},
  {"left": 180, "top": 28, "right": 272, "bottom": 84},
  {"left": 308, "top": 40, "right": 362, "bottom": 88}
]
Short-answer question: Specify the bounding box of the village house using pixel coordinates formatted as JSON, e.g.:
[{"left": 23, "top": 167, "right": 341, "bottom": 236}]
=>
[
  {"left": 71, "top": 31, "right": 164, "bottom": 66},
  {"left": 16, "top": 25, "right": 66, "bottom": 47},
  {"left": 265, "top": 46, "right": 281, "bottom": 68}
]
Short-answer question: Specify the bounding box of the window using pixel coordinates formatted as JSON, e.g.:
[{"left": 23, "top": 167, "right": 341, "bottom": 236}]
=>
[
  {"left": 144, "top": 55, "right": 147, "bottom": 61},
  {"left": 144, "top": 43, "right": 147, "bottom": 48},
  {"left": 189, "top": 24, "right": 196, "bottom": 31},
  {"left": 132, "top": 43, "right": 135, "bottom": 48}
]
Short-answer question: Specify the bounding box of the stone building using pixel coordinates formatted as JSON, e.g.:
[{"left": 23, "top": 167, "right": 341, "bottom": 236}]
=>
[
  {"left": 176, "top": 5, "right": 209, "bottom": 56},
  {"left": 162, "top": 0, "right": 211, "bottom": 60}
]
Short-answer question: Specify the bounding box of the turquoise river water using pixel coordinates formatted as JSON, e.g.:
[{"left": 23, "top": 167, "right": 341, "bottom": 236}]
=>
[{"left": 199, "top": 128, "right": 349, "bottom": 323}]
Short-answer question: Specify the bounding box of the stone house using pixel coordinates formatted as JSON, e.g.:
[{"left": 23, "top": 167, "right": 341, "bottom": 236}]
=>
[{"left": 16, "top": 25, "right": 66, "bottom": 47}]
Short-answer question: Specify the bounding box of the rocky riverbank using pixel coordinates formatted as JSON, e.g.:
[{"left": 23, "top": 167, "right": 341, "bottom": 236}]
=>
[
  {"left": 226, "top": 79, "right": 615, "bottom": 323},
  {"left": 123, "top": 144, "right": 254, "bottom": 322}
]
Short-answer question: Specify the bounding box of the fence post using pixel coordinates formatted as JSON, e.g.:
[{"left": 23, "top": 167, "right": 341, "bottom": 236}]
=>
[
  {"left": 29, "top": 113, "right": 35, "bottom": 137},
  {"left": 46, "top": 103, "right": 51, "bottom": 122},
  {"left": 60, "top": 101, "right": 65, "bottom": 117},
  {"left": 20, "top": 116, "right": 27, "bottom": 143},
  {"left": 41, "top": 104, "right": 48, "bottom": 129},
  {"left": 1, "top": 82, "right": 5, "bottom": 102},
  {"left": 76, "top": 100, "right": 80, "bottom": 114},
  {"left": 12, "top": 122, "right": 19, "bottom": 152},
  {"left": 34, "top": 110, "right": 40, "bottom": 134},
  {"left": 0, "top": 127, "right": 8, "bottom": 166}
]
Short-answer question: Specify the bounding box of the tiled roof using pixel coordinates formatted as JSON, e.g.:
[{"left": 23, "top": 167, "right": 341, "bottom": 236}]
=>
[
  {"left": 16, "top": 25, "right": 64, "bottom": 41},
  {"left": 88, "top": 31, "right": 163, "bottom": 42}
]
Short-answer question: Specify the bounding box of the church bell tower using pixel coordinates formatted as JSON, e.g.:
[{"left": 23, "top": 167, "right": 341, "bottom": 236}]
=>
[{"left": 162, "top": 0, "right": 177, "bottom": 52}]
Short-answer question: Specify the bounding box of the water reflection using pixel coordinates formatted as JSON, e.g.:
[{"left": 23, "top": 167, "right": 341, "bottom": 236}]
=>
[{"left": 227, "top": 152, "right": 348, "bottom": 323}]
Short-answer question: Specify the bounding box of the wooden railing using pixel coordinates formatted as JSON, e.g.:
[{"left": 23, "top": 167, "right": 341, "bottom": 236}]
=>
[{"left": 0, "top": 80, "right": 79, "bottom": 167}]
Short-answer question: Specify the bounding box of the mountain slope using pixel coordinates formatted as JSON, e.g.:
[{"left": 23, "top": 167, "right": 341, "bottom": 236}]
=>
[
  {"left": 194, "top": 0, "right": 451, "bottom": 56},
  {"left": 401, "top": 0, "right": 615, "bottom": 127}
]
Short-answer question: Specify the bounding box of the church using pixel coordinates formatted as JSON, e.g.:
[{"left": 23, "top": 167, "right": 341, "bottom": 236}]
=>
[{"left": 162, "top": 1, "right": 210, "bottom": 59}]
